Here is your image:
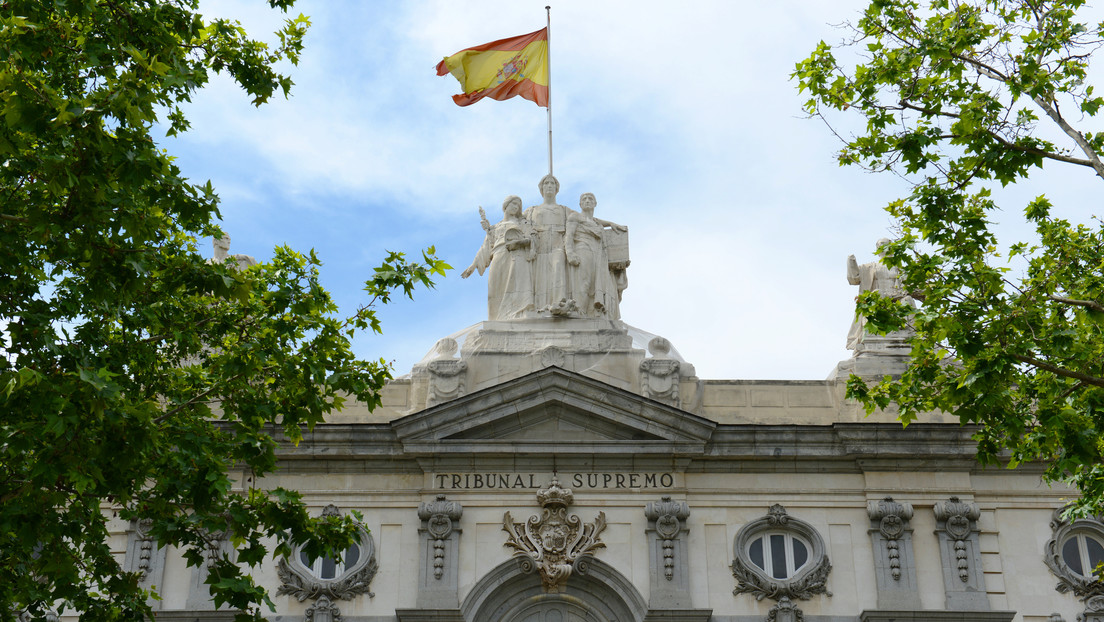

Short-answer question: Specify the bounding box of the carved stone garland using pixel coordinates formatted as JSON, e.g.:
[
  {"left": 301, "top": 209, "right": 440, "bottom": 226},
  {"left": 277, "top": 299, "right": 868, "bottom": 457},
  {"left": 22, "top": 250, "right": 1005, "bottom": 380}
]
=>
[
  {"left": 277, "top": 504, "right": 378, "bottom": 604},
  {"left": 418, "top": 494, "right": 463, "bottom": 580},
  {"left": 645, "top": 495, "right": 690, "bottom": 581},
  {"left": 934, "top": 497, "right": 981, "bottom": 583},
  {"left": 1043, "top": 507, "right": 1104, "bottom": 621},
  {"left": 732, "top": 504, "right": 832, "bottom": 606},
  {"left": 503, "top": 477, "right": 607, "bottom": 593},
  {"left": 133, "top": 519, "right": 154, "bottom": 579},
  {"left": 868, "top": 497, "right": 914, "bottom": 581}
]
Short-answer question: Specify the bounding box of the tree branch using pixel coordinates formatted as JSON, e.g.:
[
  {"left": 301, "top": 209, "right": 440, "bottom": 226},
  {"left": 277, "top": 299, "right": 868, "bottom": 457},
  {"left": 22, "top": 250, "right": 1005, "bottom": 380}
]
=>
[
  {"left": 1, "top": 214, "right": 29, "bottom": 223},
  {"left": 1010, "top": 353, "right": 1104, "bottom": 388},
  {"left": 1048, "top": 295, "right": 1104, "bottom": 314},
  {"left": 1031, "top": 94, "right": 1104, "bottom": 180}
]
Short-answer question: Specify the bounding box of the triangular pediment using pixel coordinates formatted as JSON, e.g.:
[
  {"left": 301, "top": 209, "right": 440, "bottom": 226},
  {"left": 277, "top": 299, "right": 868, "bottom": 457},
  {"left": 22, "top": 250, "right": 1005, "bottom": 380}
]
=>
[{"left": 391, "top": 366, "right": 716, "bottom": 459}]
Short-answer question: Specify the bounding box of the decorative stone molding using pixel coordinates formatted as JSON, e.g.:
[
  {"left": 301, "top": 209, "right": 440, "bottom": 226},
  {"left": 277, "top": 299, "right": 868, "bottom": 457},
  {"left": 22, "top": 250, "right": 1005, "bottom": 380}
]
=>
[
  {"left": 502, "top": 477, "right": 607, "bottom": 593},
  {"left": 731, "top": 504, "right": 832, "bottom": 603},
  {"left": 419, "top": 494, "right": 463, "bottom": 580},
  {"left": 305, "top": 595, "right": 342, "bottom": 622},
  {"left": 766, "top": 597, "right": 804, "bottom": 622},
  {"left": 416, "top": 494, "right": 464, "bottom": 609},
  {"left": 640, "top": 337, "right": 681, "bottom": 407},
  {"left": 645, "top": 496, "right": 692, "bottom": 609},
  {"left": 933, "top": 496, "right": 988, "bottom": 611},
  {"left": 276, "top": 505, "right": 378, "bottom": 602},
  {"left": 1044, "top": 507, "right": 1104, "bottom": 622},
  {"left": 185, "top": 529, "right": 232, "bottom": 610},
  {"left": 125, "top": 518, "right": 167, "bottom": 609},
  {"left": 867, "top": 497, "right": 921, "bottom": 609},
  {"left": 425, "top": 338, "right": 467, "bottom": 407}
]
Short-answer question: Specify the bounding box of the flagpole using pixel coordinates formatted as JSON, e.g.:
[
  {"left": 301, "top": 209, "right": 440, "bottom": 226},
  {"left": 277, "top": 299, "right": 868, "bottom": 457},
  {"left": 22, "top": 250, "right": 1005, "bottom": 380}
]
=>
[{"left": 546, "top": 5, "right": 553, "bottom": 177}]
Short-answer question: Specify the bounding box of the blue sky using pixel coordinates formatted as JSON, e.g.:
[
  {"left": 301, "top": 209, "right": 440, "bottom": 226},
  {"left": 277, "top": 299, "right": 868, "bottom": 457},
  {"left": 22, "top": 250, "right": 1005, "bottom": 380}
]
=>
[{"left": 169, "top": 0, "right": 1103, "bottom": 380}]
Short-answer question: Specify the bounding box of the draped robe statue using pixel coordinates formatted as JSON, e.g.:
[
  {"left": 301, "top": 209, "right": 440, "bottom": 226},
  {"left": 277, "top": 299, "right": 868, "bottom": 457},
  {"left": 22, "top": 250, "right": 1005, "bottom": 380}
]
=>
[{"left": 461, "top": 196, "right": 535, "bottom": 321}]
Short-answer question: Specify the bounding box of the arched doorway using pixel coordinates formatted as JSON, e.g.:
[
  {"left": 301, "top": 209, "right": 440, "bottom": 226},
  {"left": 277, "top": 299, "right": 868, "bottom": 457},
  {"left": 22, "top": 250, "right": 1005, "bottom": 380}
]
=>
[
  {"left": 503, "top": 593, "right": 605, "bottom": 622},
  {"left": 461, "top": 558, "right": 646, "bottom": 622}
]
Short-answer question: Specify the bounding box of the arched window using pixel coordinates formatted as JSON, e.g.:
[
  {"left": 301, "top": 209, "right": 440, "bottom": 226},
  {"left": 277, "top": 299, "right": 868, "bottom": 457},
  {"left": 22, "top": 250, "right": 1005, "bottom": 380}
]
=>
[{"left": 732, "top": 504, "right": 831, "bottom": 602}]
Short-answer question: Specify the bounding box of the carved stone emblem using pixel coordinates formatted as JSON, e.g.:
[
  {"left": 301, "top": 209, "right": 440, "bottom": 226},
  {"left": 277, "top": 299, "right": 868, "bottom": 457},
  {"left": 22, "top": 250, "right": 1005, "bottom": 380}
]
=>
[
  {"left": 425, "top": 338, "right": 467, "bottom": 407},
  {"left": 503, "top": 477, "right": 607, "bottom": 593},
  {"left": 305, "top": 595, "right": 343, "bottom": 622},
  {"left": 644, "top": 495, "right": 689, "bottom": 581},
  {"left": 418, "top": 494, "right": 463, "bottom": 580},
  {"left": 640, "top": 337, "right": 681, "bottom": 407},
  {"left": 934, "top": 497, "right": 980, "bottom": 582},
  {"left": 868, "top": 497, "right": 914, "bottom": 581},
  {"left": 767, "top": 597, "right": 805, "bottom": 622}
]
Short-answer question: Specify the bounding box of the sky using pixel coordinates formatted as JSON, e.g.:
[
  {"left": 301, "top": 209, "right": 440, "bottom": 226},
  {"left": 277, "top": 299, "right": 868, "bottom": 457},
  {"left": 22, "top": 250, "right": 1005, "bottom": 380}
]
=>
[{"left": 169, "top": 0, "right": 1103, "bottom": 380}]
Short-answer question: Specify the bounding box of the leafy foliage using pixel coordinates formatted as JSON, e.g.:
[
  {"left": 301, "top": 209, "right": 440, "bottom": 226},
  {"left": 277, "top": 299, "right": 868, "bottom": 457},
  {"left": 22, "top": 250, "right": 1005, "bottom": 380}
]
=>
[
  {"left": 795, "top": 0, "right": 1104, "bottom": 513},
  {"left": 0, "top": 1, "right": 447, "bottom": 619}
]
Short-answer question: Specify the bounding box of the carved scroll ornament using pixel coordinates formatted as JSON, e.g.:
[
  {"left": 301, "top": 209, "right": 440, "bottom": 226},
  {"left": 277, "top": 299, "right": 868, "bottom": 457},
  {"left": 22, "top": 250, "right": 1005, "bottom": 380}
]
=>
[
  {"left": 868, "top": 497, "right": 914, "bottom": 581},
  {"left": 645, "top": 495, "right": 690, "bottom": 581},
  {"left": 503, "top": 477, "right": 607, "bottom": 593},
  {"left": 418, "top": 494, "right": 463, "bottom": 580},
  {"left": 934, "top": 496, "right": 980, "bottom": 583}
]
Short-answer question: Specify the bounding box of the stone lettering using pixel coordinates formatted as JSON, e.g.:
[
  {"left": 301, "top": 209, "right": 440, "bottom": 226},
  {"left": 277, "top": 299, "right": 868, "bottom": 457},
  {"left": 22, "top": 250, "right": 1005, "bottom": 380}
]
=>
[{"left": 432, "top": 472, "right": 676, "bottom": 490}]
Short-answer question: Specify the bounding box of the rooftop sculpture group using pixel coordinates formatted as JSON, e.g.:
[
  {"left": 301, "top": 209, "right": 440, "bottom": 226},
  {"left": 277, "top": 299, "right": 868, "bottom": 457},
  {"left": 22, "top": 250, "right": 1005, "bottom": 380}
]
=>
[{"left": 462, "top": 175, "right": 628, "bottom": 321}]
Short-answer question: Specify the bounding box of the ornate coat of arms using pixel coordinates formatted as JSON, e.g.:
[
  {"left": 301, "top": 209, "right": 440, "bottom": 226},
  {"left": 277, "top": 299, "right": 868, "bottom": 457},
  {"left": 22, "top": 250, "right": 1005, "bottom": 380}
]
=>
[{"left": 502, "top": 477, "right": 607, "bottom": 593}]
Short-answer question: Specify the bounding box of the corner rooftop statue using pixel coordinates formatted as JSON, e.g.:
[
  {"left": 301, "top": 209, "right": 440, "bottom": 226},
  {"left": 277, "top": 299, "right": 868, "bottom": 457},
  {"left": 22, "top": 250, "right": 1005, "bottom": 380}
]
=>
[{"left": 408, "top": 175, "right": 695, "bottom": 410}]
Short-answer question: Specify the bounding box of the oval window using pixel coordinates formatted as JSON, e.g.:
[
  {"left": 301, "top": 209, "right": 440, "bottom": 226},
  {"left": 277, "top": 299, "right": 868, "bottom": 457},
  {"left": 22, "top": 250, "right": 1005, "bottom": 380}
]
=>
[
  {"left": 1061, "top": 532, "right": 1104, "bottom": 578},
  {"left": 747, "top": 533, "right": 811, "bottom": 580},
  {"left": 299, "top": 542, "right": 362, "bottom": 580}
]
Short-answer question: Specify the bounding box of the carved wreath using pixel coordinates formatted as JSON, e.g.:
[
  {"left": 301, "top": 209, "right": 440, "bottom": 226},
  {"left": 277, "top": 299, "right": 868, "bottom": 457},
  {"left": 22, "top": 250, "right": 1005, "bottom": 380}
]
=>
[
  {"left": 1043, "top": 507, "right": 1104, "bottom": 602},
  {"left": 276, "top": 506, "right": 378, "bottom": 602},
  {"left": 732, "top": 504, "right": 832, "bottom": 602}
]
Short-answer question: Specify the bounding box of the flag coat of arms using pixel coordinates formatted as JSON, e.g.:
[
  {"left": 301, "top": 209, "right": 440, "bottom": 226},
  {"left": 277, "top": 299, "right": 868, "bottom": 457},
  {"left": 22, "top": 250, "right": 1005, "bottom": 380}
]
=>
[{"left": 436, "top": 28, "right": 549, "bottom": 107}]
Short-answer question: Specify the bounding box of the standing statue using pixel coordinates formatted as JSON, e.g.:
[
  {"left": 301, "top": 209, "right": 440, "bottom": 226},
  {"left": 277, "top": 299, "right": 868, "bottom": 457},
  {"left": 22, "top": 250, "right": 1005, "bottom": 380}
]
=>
[
  {"left": 524, "top": 175, "right": 570, "bottom": 312},
  {"left": 210, "top": 234, "right": 257, "bottom": 269},
  {"left": 461, "top": 196, "right": 536, "bottom": 321},
  {"left": 565, "top": 193, "right": 626, "bottom": 319},
  {"left": 846, "top": 238, "right": 914, "bottom": 350}
]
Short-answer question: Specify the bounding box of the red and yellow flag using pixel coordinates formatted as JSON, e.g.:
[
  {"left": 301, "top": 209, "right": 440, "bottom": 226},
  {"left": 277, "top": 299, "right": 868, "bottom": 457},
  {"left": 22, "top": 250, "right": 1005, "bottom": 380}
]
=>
[{"left": 435, "top": 28, "right": 549, "bottom": 107}]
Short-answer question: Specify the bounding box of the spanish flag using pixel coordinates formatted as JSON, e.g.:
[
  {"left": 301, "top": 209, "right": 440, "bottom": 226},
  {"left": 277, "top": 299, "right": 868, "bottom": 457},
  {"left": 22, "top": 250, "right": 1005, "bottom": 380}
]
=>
[{"left": 436, "top": 28, "right": 549, "bottom": 108}]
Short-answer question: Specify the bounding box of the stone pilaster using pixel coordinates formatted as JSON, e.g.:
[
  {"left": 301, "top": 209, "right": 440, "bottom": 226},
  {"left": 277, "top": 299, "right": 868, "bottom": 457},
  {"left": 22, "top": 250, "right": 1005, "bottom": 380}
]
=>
[
  {"left": 644, "top": 496, "right": 692, "bottom": 609},
  {"left": 124, "top": 519, "right": 166, "bottom": 610},
  {"left": 933, "top": 497, "right": 988, "bottom": 611},
  {"left": 415, "top": 494, "right": 464, "bottom": 609},
  {"left": 867, "top": 497, "right": 921, "bottom": 610}
]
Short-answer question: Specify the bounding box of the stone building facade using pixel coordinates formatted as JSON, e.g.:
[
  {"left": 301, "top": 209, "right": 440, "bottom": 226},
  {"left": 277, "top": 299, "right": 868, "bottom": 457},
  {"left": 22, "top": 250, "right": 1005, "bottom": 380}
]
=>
[{"left": 109, "top": 187, "right": 1103, "bottom": 622}]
